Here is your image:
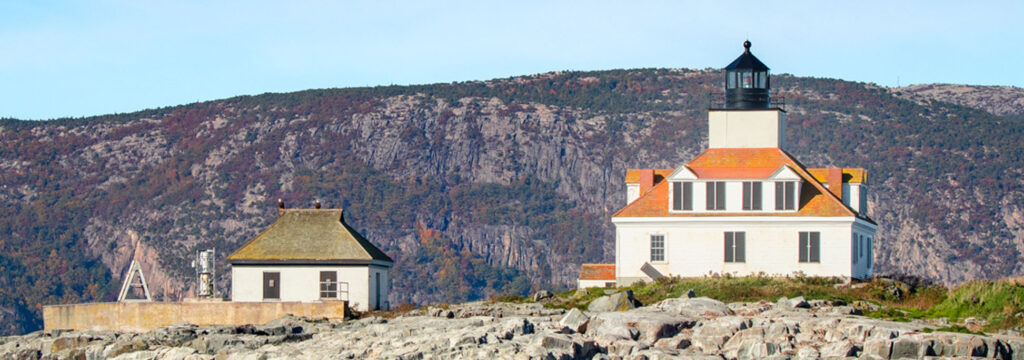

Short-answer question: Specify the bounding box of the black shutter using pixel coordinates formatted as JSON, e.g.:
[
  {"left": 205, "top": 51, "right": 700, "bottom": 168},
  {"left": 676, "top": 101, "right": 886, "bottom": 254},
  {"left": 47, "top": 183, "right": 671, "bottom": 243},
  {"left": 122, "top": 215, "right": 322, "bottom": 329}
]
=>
[
  {"left": 743, "top": 182, "right": 751, "bottom": 210},
  {"left": 853, "top": 235, "right": 859, "bottom": 261},
  {"left": 735, "top": 232, "right": 745, "bottom": 262},
  {"left": 716, "top": 182, "right": 726, "bottom": 210},
  {"left": 672, "top": 182, "right": 682, "bottom": 210},
  {"left": 707, "top": 182, "right": 715, "bottom": 210},
  {"left": 683, "top": 182, "right": 693, "bottom": 210},
  {"left": 724, "top": 232, "right": 734, "bottom": 262},
  {"left": 752, "top": 182, "right": 762, "bottom": 210},
  {"left": 785, "top": 182, "right": 795, "bottom": 210},
  {"left": 775, "top": 182, "right": 784, "bottom": 210},
  {"left": 809, "top": 232, "right": 820, "bottom": 263},
  {"left": 799, "top": 232, "right": 808, "bottom": 263}
]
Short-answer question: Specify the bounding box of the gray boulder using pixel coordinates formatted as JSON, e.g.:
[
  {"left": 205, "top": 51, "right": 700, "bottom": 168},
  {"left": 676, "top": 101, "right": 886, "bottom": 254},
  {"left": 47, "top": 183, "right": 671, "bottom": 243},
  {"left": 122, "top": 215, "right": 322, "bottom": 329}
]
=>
[
  {"left": 652, "top": 297, "right": 733, "bottom": 319},
  {"left": 558, "top": 308, "right": 590, "bottom": 333},
  {"left": 531, "top": 290, "right": 553, "bottom": 302},
  {"left": 776, "top": 296, "right": 810, "bottom": 309},
  {"left": 589, "top": 310, "right": 694, "bottom": 344},
  {"left": 819, "top": 339, "right": 858, "bottom": 357},
  {"left": 587, "top": 290, "right": 641, "bottom": 312}
]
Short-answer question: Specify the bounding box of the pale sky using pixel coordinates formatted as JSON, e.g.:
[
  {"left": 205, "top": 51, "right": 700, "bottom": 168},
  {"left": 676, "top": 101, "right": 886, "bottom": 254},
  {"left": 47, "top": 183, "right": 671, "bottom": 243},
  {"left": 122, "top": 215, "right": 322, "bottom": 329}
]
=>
[{"left": 1, "top": 1, "right": 1020, "bottom": 120}]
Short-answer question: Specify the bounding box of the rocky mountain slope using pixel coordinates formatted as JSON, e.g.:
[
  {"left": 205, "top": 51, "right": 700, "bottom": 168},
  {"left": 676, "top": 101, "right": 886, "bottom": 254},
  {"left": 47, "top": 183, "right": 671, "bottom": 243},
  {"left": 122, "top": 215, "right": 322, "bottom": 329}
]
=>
[
  {"left": 4, "top": 295, "right": 1024, "bottom": 359},
  {"left": 897, "top": 83, "right": 1024, "bottom": 117},
  {"left": 3, "top": 69, "right": 1024, "bottom": 335}
]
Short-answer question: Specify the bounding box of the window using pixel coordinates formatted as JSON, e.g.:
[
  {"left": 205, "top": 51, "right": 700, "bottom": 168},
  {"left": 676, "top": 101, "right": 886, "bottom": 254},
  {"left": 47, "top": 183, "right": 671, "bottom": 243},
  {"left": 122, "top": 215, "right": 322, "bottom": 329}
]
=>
[
  {"left": 724, "top": 232, "right": 745, "bottom": 263},
  {"left": 263, "top": 272, "right": 280, "bottom": 300},
  {"left": 320, "top": 271, "right": 338, "bottom": 299},
  {"left": 672, "top": 182, "right": 693, "bottom": 211},
  {"left": 775, "top": 181, "right": 796, "bottom": 210},
  {"left": 706, "top": 182, "right": 726, "bottom": 210},
  {"left": 799, "top": 232, "right": 820, "bottom": 263},
  {"left": 650, "top": 235, "right": 665, "bottom": 262},
  {"left": 743, "top": 182, "right": 762, "bottom": 210}
]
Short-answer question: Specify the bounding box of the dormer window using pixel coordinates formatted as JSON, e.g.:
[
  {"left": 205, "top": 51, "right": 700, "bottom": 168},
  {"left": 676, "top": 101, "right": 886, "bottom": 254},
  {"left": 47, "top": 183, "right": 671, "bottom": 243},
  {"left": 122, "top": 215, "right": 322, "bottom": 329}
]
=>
[
  {"left": 671, "top": 182, "right": 693, "bottom": 211},
  {"left": 775, "top": 181, "right": 797, "bottom": 211},
  {"left": 706, "top": 182, "right": 726, "bottom": 210},
  {"left": 742, "top": 182, "right": 762, "bottom": 210}
]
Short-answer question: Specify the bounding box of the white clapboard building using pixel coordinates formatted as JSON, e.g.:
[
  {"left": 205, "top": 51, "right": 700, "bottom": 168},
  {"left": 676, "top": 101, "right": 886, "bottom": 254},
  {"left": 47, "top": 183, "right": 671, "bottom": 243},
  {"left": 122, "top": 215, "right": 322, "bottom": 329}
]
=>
[
  {"left": 228, "top": 201, "right": 393, "bottom": 311},
  {"left": 599, "top": 41, "right": 877, "bottom": 286}
]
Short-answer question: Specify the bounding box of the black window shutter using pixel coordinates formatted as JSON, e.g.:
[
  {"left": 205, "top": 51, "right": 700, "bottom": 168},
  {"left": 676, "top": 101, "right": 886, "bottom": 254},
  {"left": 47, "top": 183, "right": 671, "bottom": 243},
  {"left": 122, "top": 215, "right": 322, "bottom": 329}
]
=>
[
  {"left": 752, "top": 182, "right": 762, "bottom": 210},
  {"left": 799, "top": 232, "right": 808, "bottom": 263},
  {"left": 775, "top": 182, "right": 784, "bottom": 210},
  {"left": 683, "top": 182, "right": 693, "bottom": 210},
  {"left": 809, "top": 232, "right": 820, "bottom": 262},
  {"left": 724, "top": 232, "right": 734, "bottom": 262},
  {"left": 735, "top": 232, "right": 745, "bottom": 262},
  {"left": 743, "top": 182, "right": 751, "bottom": 210},
  {"left": 785, "top": 182, "right": 795, "bottom": 210},
  {"left": 716, "top": 182, "right": 726, "bottom": 210},
  {"left": 707, "top": 182, "right": 715, "bottom": 210},
  {"left": 853, "top": 235, "right": 859, "bottom": 261},
  {"left": 672, "top": 182, "right": 682, "bottom": 210}
]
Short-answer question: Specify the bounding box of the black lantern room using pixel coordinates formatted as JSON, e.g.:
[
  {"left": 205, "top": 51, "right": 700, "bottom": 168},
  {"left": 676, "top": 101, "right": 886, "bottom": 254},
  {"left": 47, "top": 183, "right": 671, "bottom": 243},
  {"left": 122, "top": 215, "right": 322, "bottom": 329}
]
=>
[{"left": 724, "top": 40, "right": 770, "bottom": 109}]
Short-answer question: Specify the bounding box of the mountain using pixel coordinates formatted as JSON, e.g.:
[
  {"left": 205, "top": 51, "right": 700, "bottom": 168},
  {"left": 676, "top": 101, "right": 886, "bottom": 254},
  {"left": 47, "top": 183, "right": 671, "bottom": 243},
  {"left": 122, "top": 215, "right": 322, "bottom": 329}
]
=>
[
  {"left": 897, "top": 84, "right": 1024, "bottom": 118},
  {"left": 2, "top": 69, "right": 1024, "bottom": 335}
]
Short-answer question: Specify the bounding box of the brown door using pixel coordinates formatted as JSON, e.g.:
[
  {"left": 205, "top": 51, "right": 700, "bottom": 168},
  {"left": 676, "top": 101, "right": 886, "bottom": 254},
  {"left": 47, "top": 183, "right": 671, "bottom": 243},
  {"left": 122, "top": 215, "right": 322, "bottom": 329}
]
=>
[{"left": 263, "top": 272, "right": 280, "bottom": 300}]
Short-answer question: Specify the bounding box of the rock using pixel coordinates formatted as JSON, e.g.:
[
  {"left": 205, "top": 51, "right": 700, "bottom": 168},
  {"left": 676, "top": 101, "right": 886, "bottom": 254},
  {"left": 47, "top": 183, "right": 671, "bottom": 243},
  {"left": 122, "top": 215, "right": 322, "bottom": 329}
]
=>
[
  {"left": 558, "top": 308, "right": 590, "bottom": 333},
  {"left": 862, "top": 338, "right": 893, "bottom": 359},
  {"left": 587, "top": 290, "right": 641, "bottom": 312},
  {"left": 501, "top": 318, "right": 534, "bottom": 337},
  {"left": 890, "top": 337, "right": 923, "bottom": 359},
  {"left": 531, "top": 290, "right": 553, "bottom": 302},
  {"left": 652, "top": 335, "right": 691, "bottom": 350},
  {"left": 776, "top": 296, "right": 810, "bottom": 309},
  {"left": 589, "top": 310, "right": 695, "bottom": 345},
  {"left": 819, "top": 339, "right": 858, "bottom": 357},
  {"left": 691, "top": 316, "right": 750, "bottom": 351},
  {"left": 652, "top": 297, "right": 733, "bottom": 318}
]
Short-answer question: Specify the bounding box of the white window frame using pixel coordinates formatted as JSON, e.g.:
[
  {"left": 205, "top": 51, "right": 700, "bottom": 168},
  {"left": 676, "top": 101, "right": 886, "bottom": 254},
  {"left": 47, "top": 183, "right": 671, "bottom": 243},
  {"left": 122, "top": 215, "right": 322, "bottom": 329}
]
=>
[
  {"left": 650, "top": 234, "right": 666, "bottom": 263},
  {"left": 669, "top": 181, "right": 694, "bottom": 213}
]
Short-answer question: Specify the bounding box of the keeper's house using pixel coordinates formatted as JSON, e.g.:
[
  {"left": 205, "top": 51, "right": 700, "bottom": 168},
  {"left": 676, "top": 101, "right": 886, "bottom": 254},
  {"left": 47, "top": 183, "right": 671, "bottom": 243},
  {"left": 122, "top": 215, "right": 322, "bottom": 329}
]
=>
[
  {"left": 228, "top": 201, "right": 393, "bottom": 312},
  {"left": 602, "top": 41, "right": 877, "bottom": 286}
]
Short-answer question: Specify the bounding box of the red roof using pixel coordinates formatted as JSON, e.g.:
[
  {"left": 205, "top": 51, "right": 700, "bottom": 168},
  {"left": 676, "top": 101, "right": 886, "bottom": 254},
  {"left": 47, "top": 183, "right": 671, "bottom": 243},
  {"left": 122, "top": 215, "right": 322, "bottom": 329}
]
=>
[
  {"left": 579, "top": 264, "right": 616, "bottom": 281},
  {"left": 613, "top": 148, "right": 871, "bottom": 221}
]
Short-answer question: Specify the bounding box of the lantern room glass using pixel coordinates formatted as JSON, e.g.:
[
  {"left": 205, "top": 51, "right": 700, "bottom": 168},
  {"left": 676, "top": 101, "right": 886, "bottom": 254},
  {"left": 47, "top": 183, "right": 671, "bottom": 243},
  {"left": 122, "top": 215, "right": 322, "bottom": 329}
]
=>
[{"left": 727, "top": 71, "right": 768, "bottom": 90}]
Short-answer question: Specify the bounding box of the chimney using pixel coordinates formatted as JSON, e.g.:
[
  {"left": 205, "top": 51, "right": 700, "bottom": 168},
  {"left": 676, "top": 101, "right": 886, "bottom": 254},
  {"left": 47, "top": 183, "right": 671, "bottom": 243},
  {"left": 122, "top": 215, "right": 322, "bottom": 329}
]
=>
[
  {"left": 314, "top": 200, "right": 321, "bottom": 209},
  {"left": 638, "top": 169, "right": 655, "bottom": 194},
  {"left": 277, "top": 199, "right": 285, "bottom": 209},
  {"left": 827, "top": 168, "right": 843, "bottom": 199}
]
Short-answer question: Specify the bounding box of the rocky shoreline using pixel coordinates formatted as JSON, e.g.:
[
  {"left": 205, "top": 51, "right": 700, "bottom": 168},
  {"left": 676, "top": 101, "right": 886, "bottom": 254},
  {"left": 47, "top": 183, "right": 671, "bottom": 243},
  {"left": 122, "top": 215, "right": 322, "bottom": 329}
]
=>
[{"left": 4, "top": 292, "right": 1024, "bottom": 359}]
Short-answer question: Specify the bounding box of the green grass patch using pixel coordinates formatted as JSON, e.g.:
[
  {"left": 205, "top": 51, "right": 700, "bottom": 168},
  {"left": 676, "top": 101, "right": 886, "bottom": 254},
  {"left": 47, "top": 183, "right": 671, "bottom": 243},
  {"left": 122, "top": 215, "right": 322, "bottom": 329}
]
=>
[{"left": 492, "top": 276, "right": 1024, "bottom": 332}]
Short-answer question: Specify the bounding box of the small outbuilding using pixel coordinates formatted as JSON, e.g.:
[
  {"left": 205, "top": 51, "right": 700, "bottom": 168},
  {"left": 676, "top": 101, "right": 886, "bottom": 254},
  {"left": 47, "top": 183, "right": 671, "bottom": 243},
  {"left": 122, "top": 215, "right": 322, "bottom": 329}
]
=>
[{"left": 227, "top": 204, "right": 393, "bottom": 312}]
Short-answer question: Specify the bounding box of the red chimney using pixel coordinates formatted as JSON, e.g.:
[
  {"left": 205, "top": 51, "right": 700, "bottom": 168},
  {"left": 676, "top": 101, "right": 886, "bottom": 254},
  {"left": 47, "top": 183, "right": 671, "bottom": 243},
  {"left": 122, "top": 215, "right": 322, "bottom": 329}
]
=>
[
  {"left": 638, "top": 169, "right": 655, "bottom": 194},
  {"left": 827, "top": 168, "right": 843, "bottom": 199}
]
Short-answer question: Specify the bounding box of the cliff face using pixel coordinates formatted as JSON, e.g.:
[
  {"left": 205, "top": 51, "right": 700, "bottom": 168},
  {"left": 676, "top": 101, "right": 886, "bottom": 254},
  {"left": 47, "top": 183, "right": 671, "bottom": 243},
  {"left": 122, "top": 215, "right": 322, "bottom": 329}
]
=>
[{"left": 2, "top": 69, "right": 1024, "bottom": 334}]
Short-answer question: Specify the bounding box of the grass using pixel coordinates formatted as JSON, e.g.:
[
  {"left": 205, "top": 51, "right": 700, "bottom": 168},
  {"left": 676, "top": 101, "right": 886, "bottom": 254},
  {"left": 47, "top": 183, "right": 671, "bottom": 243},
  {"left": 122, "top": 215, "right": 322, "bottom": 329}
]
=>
[{"left": 488, "top": 275, "right": 1024, "bottom": 333}]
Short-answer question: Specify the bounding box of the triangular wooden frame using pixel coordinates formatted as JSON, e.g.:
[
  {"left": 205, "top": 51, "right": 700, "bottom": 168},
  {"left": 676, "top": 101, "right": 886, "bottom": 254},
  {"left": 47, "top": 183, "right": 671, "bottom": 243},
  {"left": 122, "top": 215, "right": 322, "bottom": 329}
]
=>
[{"left": 117, "top": 260, "right": 153, "bottom": 302}]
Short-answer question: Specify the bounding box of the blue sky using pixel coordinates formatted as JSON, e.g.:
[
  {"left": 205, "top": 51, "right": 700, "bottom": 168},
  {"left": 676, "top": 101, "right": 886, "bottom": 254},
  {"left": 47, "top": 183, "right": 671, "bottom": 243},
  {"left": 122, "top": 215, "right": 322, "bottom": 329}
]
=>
[{"left": 1, "top": 1, "right": 1020, "bottom": 120}]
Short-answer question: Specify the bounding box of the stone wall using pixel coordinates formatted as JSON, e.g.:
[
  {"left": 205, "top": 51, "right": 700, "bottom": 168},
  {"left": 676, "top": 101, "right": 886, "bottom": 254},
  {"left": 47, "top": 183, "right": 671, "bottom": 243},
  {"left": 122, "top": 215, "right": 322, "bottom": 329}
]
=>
[{"left": 43, "top": 301, "right": 347, "bottom": 332}]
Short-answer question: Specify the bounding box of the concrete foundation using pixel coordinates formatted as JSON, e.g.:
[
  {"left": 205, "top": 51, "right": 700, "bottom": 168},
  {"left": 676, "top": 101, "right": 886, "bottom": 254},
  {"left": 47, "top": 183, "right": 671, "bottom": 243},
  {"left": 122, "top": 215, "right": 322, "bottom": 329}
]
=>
[{"left": 43, "top": 301, "right": 347, "bottom": 332}]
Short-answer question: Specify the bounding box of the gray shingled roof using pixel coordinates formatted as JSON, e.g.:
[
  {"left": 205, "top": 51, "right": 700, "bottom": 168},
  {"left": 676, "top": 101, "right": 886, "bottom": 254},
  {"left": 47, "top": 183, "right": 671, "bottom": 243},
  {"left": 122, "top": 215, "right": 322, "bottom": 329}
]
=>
[{"left": 227, "top": 209, "right": 393, "bottom": 265}]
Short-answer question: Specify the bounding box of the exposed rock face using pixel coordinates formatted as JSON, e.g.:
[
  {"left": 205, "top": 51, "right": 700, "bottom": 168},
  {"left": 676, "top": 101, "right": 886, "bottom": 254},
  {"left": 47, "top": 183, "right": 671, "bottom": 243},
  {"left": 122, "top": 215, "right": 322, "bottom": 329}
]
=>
[
  {"left": 898, "top": 83, "right": 1024, "bottom": 117},
  {"left": 5, "top": 299, "right": 1024, "bottom": 360}
]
